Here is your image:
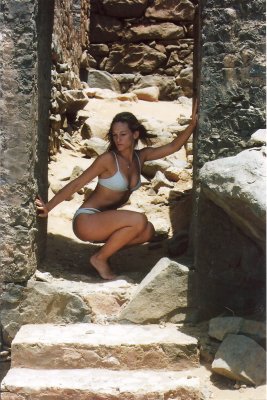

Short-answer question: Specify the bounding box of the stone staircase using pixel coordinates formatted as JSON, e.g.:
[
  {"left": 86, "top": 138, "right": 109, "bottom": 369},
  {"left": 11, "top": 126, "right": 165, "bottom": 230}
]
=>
[{"left": 1, "top": 322, "right": 202, "bottom": 399}]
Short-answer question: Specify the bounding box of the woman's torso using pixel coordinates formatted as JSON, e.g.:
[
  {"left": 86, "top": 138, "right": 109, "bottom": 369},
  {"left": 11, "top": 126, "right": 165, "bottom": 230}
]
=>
[{"left": 81, "top": 150, "right": 143, "bottom": 211}]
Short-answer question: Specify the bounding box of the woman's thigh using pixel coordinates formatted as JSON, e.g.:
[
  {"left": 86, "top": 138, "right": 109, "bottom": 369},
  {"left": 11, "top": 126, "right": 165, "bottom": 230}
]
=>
[{"left": 73, "top": 209, "right": 147, "bottom": 242}]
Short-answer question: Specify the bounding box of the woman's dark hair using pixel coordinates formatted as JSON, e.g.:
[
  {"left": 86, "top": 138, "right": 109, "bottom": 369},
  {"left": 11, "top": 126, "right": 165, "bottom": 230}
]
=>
[{"left": 106, "top": 112, "right": 152, "bottom": 151}]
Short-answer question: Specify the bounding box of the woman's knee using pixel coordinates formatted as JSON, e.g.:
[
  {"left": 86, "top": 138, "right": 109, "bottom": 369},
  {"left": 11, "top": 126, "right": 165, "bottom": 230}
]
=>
[{"left": 133, "top": 213, "right": 148, "bottom": 233}]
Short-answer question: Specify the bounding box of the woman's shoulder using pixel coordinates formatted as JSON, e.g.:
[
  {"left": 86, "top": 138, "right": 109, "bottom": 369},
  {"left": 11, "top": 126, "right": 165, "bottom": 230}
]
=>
[{"left": 96, "top": 151, "right": 115, "bottom": 166}]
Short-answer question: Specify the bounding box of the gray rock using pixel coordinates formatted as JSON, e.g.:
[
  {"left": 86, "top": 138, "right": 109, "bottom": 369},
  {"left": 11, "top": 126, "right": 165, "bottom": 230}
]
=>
[
  {"left": 212, "top": 334, "right": 266, "bottom": 386},
  {"left": 248, "top": 129, "right": 266, "bottom": 145},
  {"left": 209, "top": 317, "right": 243, "bottom": 341},
  {"left": 86, "top": 69, "right": 121, "bottom": 92},
  {"left": 61, "top": 90, "right": 89, "bottom": 113},
  {"left": 199, "top": 147, "right": 266, "bottom": 249},
  {"left": 132, "top": 74, "right": 180, "bottom": 101},
  {"left": 142, "top": 159, "right": 170, "bottom": 178},
  {"left": 119, "top": 257, "right": 193, "bottom": 323},
  {"left": 151, "top": 171, "right": 174, "bottom": 192},
  {"left": 103, "top": 44, "right": 167, "bottom": 74},
  {"left": 0, "top": 282, "right": 91, "bottom": 345},
  {"left": 80, "top": 137, "right": 108, "bottom": 157},
  {"left": 209, "top": 316, "right": 266, "bottom": 345},
  {"left": 145, "top": 0, "right": 195, "bottom": 22}
]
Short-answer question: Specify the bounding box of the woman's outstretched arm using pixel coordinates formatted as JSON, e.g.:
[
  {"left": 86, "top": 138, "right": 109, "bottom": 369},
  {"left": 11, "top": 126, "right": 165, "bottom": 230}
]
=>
[
  {"left": 35, "top": 154, "right": 107, "bottom": 217},
  {"left": 141, "top": 100, "right": 198, "bottom": 162}
]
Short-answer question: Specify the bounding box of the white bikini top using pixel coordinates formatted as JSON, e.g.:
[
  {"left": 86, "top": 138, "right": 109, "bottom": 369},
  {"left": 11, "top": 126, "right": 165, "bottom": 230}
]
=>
[{"left": 98, "top": 151, "right": 142, "bottom": 192}]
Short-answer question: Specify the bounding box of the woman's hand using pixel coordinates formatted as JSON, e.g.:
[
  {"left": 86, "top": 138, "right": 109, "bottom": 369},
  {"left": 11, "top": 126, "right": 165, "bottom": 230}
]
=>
[
  {"left": 190, "top": 98, "right": 198, "bottom": 129},
  {"left": 35, "top": 196, "right": 49, "bottom": 218}
]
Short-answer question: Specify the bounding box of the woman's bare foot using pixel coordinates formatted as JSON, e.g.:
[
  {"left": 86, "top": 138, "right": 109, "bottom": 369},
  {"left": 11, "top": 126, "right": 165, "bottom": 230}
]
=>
[{"left": 90, "top": 254, "right": 117, "bottom": 280}]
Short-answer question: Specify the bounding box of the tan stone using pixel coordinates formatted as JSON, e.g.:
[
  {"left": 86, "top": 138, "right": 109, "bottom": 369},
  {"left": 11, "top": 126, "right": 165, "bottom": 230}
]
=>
[
  {"left": 132, "top": 86, "right": 160, "bottom": 102},
  {"left": 11, "top": 323, "right": 198, "bottom": 370},
  {"left": 2, "top": 368, "right": 201, "bottom": 399}
]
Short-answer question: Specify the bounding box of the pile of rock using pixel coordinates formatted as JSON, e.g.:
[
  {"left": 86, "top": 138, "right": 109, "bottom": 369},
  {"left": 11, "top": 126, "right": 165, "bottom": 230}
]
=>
[{"left": 86, "top": 0, "right": 196, "bottom": 99}]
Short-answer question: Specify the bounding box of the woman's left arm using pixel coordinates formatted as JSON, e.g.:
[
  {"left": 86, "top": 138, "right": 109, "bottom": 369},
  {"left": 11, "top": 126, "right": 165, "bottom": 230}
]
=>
[{"left": 141, "top": 101, "right": 198, "bottom": 162}]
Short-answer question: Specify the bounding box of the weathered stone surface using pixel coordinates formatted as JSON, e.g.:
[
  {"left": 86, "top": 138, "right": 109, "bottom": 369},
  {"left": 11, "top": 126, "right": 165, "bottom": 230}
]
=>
[
  {"left": 142, "top": 159, "right": 170, "bottom": 178},
  {"left": 101, "top": 0, "right": 148, "bottom": 18},
  {"left": 212, "top": 334, "right": 266, "bottom": 386},
  {"left": 0, "top": 0, "right": 53, "bottom": 281},
  {"left": 145, "top": 0, "right": 195, "bottom": 21},
  {"left": 86, "top": 68, "right": 121, "bottom": 92},
  {"left": 199, "top": 147, "right": 266, "bottom": 248},
  {"left": 0, "top": 278, "right": 134, "bottom": 346},
  {"left": 209, "top": 317, "right": 243, "bottom": 341},
  {"left": 62, "top": 90, "right": 89, "bottom": 113},
  {"left": 119, "top": 258, "right": 194, "bottom": 323},
  {"left": 80, "top": 137, "right": 108, "bottom": 157},
  {"left": 126, "top": 23, "right": 185, "bottom": 42},
  {"left": 132, "top": 74, "right": 180, "bottom": 101},
  {"left": 248, "top": 128, "right": 266, "bottom": 146},
  {"left": 151, "top": 171, "right": 174, "bottom": 192},
  {"left": 102, "top": 44, "right": 167, "bottom": 74},
  {"left": 196, "top": 191, "right": 266, "bottom": 319},
  {"left": 132, "top": 86, "right": 159, "bottom": 102},
  {"left": 176, "top": 67, "right": 193, "bottom": 97},
  {"left": 209, "top": 316, "right": 266, "bottom": 345},
  {"left": 1, "top": 368, "right": 200, "bottom": 400},
  {"left": 11, "top": 323, "right": 198, "bottom": 370},
  {"left": 90, "top": 14, "right": 123, "bottom": 43},
  {"left": 196, "top": 1, "right": 266, "bottom": 168},
  {"left": 82, "top": 116, "right": 110, "bottom": 140},
  {"left": 0, "top": 282, "right": 91, "bottom": 345}
]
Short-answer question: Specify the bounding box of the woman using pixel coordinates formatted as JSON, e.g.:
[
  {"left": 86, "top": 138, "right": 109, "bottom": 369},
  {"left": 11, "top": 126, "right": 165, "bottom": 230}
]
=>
[{"left": 36, "top": 106, "right": 197, "bottom": 280}]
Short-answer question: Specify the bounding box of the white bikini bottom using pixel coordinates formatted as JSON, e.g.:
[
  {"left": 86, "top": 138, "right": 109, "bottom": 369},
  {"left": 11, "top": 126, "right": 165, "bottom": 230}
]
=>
[{"left": 73, "top": 207, "right": 101, "bottom": 223}]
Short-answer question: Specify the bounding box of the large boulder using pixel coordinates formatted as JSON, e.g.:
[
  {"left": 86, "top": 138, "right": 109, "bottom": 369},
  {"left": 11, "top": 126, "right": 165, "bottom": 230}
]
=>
[
  {"left": 212, "top": 334, "right": 266, "bottom": 386},
  {"left": 0, "top": 282, "right": 91, "bottom": 345},
  {"left": 199, "top": 147, "right": 266, "bottom": 249},
  {"left": 119, "top": 257, "right": 194, "bottom": 323},
  {"left": 132, "top": 74, "right": 180, "bottom": 101},
  {"left": 86, "top": 69, "right": 121, "bottom": 92}
]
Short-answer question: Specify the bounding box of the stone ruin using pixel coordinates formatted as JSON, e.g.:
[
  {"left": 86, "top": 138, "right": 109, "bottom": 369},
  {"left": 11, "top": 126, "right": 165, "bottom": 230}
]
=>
[{"left": 0, "top": 0, "right": 266, "bottom": 394}]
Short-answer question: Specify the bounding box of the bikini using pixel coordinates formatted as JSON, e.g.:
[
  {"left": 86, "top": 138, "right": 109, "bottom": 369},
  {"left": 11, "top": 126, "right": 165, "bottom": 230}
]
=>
[{"left": 73, "top": 151, "right": 142, "bottom": 222}]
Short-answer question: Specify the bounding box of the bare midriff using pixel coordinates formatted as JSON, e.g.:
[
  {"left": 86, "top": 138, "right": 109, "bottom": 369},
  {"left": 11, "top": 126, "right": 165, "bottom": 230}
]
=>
[{"left": 81, "top": 184, "right": 131, "bottom": 211}]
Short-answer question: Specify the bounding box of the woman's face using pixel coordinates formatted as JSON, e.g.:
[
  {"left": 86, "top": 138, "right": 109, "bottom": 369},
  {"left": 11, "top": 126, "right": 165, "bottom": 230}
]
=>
[{"left": 111, "top": 122, "right": 139, "bottom": 151}]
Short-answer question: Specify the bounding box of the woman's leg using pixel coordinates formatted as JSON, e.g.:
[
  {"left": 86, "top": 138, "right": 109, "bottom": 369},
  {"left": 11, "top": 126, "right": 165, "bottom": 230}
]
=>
[{"left": 74, "top": 210, "right": 154, "bottom": 279}]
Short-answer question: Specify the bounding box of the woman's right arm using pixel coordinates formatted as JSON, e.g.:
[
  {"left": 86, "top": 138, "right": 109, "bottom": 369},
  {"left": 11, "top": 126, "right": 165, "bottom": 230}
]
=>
[{"left": 35, "top": 154, "right": 107, "bottom": 218}]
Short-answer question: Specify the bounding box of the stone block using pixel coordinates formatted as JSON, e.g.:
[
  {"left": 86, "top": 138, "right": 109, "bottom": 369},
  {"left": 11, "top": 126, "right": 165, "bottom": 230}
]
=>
[
  {"left": 11, "top": 323, "right": 199, "bottom": 370},
  {"left": 119, "top": 257, "right": 195, "bottom": 323},
  {"left": 212, "top": 334, "right": 266, "bottom": 386},
  {"left": 1, "top": 368, "right": 201, "bottom": 400}
]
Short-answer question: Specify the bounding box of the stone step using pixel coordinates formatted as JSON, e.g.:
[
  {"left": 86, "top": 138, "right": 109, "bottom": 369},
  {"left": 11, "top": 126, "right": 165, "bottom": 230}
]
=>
[
  {"left": 11, "top": 323, "right": 199, "bottom": 370},
  {"left": 1, "top": 367, "right": 201, "bottom": 400}
]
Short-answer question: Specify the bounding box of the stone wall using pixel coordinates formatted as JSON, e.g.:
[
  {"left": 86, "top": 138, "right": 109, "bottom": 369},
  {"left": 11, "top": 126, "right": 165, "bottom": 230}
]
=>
[
  {"left": 52, "top": 0, "right": 89, "bottom": 77},
  {"left": 87, "top": 0, "right": 198, "bottom": 99},
  {"left": 0, "top": 0, "right": 51, "bottom": 283},
  {"left": 193, "top": 0, "right": 266, "bottom": 318},
  {"left": 196, "top": 0, "right": 265, "bottom": 168}
]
